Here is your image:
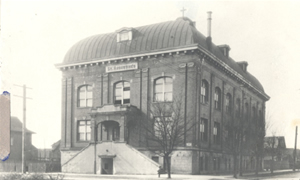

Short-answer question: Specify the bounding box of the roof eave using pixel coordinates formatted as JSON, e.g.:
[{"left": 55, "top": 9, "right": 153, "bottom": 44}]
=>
[
  {"left": 55, "top": 44, "right": 199, "bottom": 69},
  {"left": 197, "top": 45, "right": 270, "bottom": 101}
]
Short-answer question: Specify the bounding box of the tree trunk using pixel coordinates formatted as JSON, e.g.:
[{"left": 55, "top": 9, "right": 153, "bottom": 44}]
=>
[
  {"left": 166, "top": 156, "right": 171, "bottom": 178},
  {"left": 239, "top": 154, "right": 243, "bottom": 176},
  {"left": 271, "top": 155, "right": 274, "bottom": 174},
  {"left": 233, "top": 154, "right": 237, "bottom": 178},
  {"left": 255, "top": 154, "right": 259, "bottom": 175}
]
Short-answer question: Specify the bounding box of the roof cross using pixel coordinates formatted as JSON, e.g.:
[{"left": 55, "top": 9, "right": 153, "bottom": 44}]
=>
[{"left": 181, "top": 7, "right": 186, "bottom": 17}]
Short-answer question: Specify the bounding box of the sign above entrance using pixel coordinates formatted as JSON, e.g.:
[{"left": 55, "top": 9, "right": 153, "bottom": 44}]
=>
[{"left": 106, "top": 63, "right": 138, "bottom": 73}]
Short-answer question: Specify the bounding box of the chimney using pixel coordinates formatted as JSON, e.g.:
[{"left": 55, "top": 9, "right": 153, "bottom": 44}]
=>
[
  {"left": 207, "top": 11, "right": 212, "bottom": 37},
  {"left": 206, "top": 11, "right": 212, "bottom": 51}
]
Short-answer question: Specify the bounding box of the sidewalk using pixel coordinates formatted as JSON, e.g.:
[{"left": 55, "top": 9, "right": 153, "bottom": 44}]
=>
[
  {"left": 61, "top": 169, "right": 299, "bottom": 180},
  {"left": 235, "top": 169, "right": 297, "bottom": 179}
]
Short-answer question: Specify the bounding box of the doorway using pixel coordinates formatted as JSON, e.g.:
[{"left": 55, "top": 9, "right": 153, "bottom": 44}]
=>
[
  {"left": 101, "top": 121, "right": 120, "bottom": 141},
  {"left": 101, "top": 158, "right": 113, "bottom": 174}
]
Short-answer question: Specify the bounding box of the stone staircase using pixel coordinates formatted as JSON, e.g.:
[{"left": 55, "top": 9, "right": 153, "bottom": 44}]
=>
[{"left": 62, "top": 142, "right": 159, "bottom": 175}]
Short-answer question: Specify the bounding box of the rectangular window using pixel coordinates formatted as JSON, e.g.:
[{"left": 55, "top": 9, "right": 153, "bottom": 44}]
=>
[
  {"left": 213, "top": 122, "right": 220, "bottom": 144},
  {"left": 200, "top": 118, "right": 208, "bottom": 142},
  {"left": 77, "top": 120, "right": 91, "bottom": 141},
  {"left": 78, "top": 85, "right": 93, "bottom": 107},
  {"left": 120, "top": 32, "right": 129, "bottom": 41},
  {"left": 201, "top": 81, "right": 208, "bottom": 104}
]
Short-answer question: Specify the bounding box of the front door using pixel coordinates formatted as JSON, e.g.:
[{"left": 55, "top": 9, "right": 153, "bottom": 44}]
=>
[
  {"left": 102, "top": 121, "right": 120, "bottom": 141},
  {"left": 101, "top": 158, "right": 113, "bottom": 174}
]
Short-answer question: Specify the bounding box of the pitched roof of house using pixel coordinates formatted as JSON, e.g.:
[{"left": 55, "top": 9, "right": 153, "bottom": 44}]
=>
[
  {"left": 11, "top": 116, "right": 35, "bottom": 134},
  {"left": 264, "top": 136, "right": 286, "bottom": 149},
  {"left": 51, "top": 140, "right": 61, "bottom": 150},
  {"left": 61, "top": 17, "right": 266, "bottom": 94}
]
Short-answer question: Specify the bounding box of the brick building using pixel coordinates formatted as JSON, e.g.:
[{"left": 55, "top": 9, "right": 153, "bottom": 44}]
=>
[{"left": 56, "top": 15, "right": 269, "bottom": 174}]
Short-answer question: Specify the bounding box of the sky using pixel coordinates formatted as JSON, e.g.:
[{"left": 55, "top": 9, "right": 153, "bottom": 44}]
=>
[{"left": 1, "top": 0, "right": 300, "bottom": 149}]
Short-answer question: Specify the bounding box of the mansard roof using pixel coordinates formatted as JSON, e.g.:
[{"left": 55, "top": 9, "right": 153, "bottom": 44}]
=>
[{"left": 61, "top": 17, "right": 267, "bottom": 96}]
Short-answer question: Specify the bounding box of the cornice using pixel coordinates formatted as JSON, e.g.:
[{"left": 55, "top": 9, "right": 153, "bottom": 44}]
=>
[
  {"left": 55, "top": 44, "right": 269, "bottom": 101},
  {"left": 196, "top": 45, "right": 270, "bottom": 101}
]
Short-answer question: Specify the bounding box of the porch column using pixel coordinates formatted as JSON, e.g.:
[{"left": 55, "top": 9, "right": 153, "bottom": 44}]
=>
[{"left": 119, "top": 116, "right": 125, "bottom": 142}]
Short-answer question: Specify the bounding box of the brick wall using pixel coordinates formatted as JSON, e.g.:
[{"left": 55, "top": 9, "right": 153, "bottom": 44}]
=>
[{"left": 60, "top": 52, "right": 266, "bottom": 174}]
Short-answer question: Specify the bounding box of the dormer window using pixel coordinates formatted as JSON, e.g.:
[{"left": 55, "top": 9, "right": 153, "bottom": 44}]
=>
[
  {"left": 120, "top": 32, "right": 129, "bottom": 41},
  {"left": 116, "top": 27, "right": 133, "bottom": 42},
  {"left": 218, "top": 44, "right": 231, "bottom": 58},
  {"left": 237, "top": 61, "right": 248, "bottom": 72}
]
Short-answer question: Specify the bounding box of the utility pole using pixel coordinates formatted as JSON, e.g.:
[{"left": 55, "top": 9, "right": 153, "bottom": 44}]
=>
[
  {"left": 294, "top": 126, "right": 298, "bottom": 171},
  {"left": 14, "top": 84, "right": 32, "bottom": 173}
]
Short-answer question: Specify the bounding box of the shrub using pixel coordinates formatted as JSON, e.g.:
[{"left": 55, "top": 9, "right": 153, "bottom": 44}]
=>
[
  {"left": 0, "top": 173, "right": 22, "bottom": 180},
  {"left": 48, "top": 174, "right": 64, "bottom": 180},
  {"left": 0, "top": 173, "right": 64, "bottom": 180}
]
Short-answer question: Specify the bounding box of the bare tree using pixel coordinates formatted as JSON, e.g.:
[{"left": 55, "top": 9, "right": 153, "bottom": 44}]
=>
[
  {"left": 247, "top": 111, "right": 275, "bottom": 176},
  {"left": 224, "top": 106, "right": 269, "bottom": 178},
  {"left": 223, "top": 116, "right": 242, "bottom": 178},
  {"left": 247, "top": 117, "right": 265, "bottom": 175},
  {"left": 141, "top": 96, "right": 195, "bottom": 179},
  {"left": 263, "top": 128, "right": 284, "bottom": 174}
]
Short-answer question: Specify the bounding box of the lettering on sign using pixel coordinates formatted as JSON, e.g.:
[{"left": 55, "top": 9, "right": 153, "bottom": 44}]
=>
[{"left": 106, "top": 63, "right": 138, "bottom": 73}]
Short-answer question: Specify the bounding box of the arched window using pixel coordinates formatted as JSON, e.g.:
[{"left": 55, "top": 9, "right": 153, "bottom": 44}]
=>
[
  {"left": 201, "top": 80, "right": 209, "bottom": 104},
  {"left": 236, "top": 98, "right": 241, "bottom": 118},
  {"left": 154, "top": 77, "right": 173, "bottom": 102},
  {"left": 214, "top": 87, "right": 221, "bottom": 110},
  {"left": 225, "top": 93, "right": 232, "bottom": 114},
  {"left": 78, "top": 85, "right": 93, "bottom": 107},
  {"left": 114, "top": 81, "right": 130, "bottom": 104}
]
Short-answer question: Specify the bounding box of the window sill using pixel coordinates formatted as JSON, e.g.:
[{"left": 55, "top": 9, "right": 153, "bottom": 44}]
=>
[
  {"left": 113, "top": 103, "right": 131, "bottom": 106},
  {"left": 77, "top": 107, "right": 92, "bottom": 109},
  {"left": 152, "top": 101, "right": 173, "bottom": 104},
  {"left": 77, "top": 140, "right": 91, "bottom": 143}
]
